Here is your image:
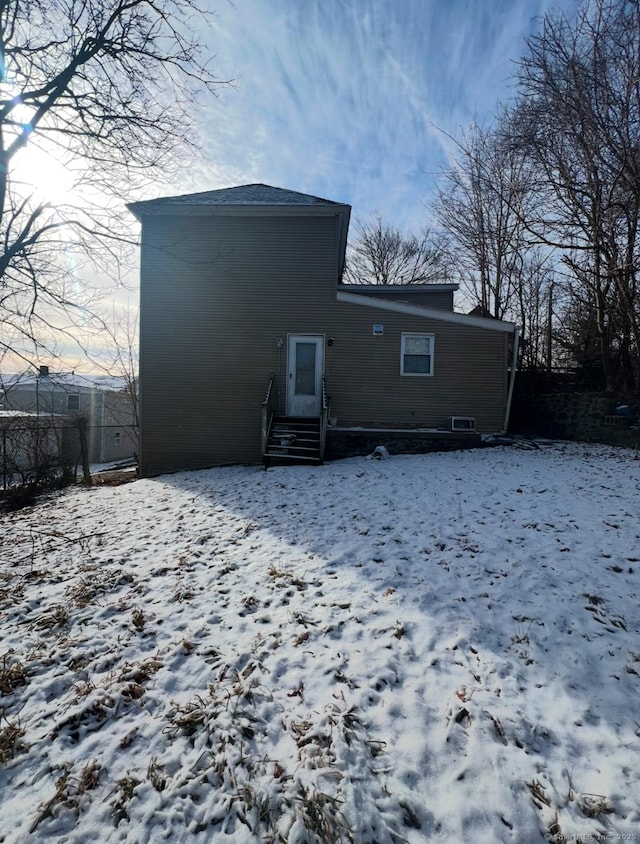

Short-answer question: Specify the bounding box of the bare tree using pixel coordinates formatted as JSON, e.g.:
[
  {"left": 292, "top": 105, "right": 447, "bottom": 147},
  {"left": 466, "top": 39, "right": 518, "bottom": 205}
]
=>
[
  {"left": 0, "top": 0, "right": 223, "bottom": 368},
  {"left": 343, "top": 213, "right": 447, "bottom": 285},
  {"left": 433, "top": 120, "right": 557, "bottom": 367},
  {"left": 435, "top": 121, "right": 538, "bottom": 320},
  {"left": 514, "top": 248, "right": 558, "bottom": 370},
  {"left": 509, "top": 0, "right": 640, "bottom": 392}
]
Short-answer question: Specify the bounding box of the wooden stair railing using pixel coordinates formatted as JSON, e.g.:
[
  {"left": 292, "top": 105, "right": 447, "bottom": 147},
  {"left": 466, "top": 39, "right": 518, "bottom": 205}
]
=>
[
  {"left": 261, "top": 374, "right": 275, "bottom": 459},
  {"left": 262, "top": 376, "right": 328, "bottom": 467}
]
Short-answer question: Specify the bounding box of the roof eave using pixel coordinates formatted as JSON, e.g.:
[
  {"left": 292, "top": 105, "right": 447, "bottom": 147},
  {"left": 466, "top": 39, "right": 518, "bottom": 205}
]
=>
[
  {"left": 337, "top": 283, "right": 459, "bottom": 293},
  {"left": 336, "top": 290, "right": 516, "bottom": 333},
  {"left": 127, "top": 201, "right": 351, "bottom": 219}
]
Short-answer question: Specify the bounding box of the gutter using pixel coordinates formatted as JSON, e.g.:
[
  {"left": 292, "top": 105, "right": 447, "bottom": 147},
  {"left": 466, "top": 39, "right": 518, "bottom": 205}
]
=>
[{"left": 503, "top": 326, "right": 520, "bottom": 433}]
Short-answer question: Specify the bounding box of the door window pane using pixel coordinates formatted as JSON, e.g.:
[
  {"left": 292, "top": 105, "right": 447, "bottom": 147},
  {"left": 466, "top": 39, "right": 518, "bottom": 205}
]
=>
[{"left": 295, "top": 342, "right": 316, "bottom": 395}]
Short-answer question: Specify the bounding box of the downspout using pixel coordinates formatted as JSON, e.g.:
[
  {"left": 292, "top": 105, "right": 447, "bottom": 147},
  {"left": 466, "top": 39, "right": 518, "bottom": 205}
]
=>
[
  {"left": 503, "top": 326, "right": 520, "bottom": 433},
  {"left": 99, "top": 391, "right": 105, "bottom": 463}
]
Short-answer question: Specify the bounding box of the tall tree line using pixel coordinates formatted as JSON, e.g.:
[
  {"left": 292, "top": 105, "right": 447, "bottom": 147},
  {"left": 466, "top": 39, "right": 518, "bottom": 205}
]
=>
[{"left": 435, "top": 0, "right": 640, "bottom": 393}]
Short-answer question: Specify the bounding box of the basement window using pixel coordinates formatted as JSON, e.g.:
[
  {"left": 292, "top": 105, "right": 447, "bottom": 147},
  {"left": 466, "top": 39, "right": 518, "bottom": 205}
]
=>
[
  {"left": 401, "top": 333, "right": 434, "bottom": 376},
  {"left": 67, "top": 394, "right": 80, "bottom": 411}
]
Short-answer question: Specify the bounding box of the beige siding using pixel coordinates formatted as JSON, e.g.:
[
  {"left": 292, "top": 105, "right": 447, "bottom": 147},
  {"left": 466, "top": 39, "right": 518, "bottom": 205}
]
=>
[
  {"left": 139, "top": 213, "right": 510, "bottom": 475},
  {"left": 140, "top": 214, "right": 339, "bottom": 474},
  {"left": 322, "top": 306, "right": 508, "bottom": 431}
]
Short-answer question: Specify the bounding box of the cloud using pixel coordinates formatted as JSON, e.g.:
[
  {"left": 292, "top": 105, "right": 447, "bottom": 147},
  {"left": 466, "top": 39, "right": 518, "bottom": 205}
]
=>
[{"left": 176, "top": 0, "right": 582, "bottom": 231}]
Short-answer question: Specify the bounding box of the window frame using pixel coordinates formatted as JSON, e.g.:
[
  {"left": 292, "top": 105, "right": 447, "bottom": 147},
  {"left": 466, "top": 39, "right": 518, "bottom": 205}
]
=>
[
  {"left": 400, "top": 333, "right": 434, "bottom": 377},
  {"left": 114, "top": 431, "right": 121, "bottom": 446},
  {"left": 67, "top": 394, "right": 80, "bottom": 411}
]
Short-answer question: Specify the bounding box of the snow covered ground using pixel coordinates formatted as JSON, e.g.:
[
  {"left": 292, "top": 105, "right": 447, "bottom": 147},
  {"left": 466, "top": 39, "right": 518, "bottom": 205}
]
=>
[{"left": 1, "top": 442, "right": 639, "bottom": 843}]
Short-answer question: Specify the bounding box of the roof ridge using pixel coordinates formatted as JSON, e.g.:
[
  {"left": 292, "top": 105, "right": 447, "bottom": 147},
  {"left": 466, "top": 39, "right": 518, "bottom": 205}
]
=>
[{"left": 128, "top": 183, "right": 349, "bottom": 211}]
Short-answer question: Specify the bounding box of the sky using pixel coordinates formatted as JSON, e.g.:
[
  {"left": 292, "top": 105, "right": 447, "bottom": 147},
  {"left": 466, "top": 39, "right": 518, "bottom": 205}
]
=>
[
  {"left": 173, "top": 0, "right": 583, "bottom": 233},
  {"left": 3, "top": 0, "right": 585, "bottom": 373}
]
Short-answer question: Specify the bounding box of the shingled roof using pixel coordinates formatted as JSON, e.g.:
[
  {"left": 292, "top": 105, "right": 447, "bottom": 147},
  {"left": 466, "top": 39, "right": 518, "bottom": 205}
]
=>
[{"left": 128, "top": 184, "right": 347, "bottom": 217}]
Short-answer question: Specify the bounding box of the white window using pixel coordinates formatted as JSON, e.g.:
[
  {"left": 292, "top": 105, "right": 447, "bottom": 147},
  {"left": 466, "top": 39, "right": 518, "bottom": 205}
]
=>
[
  {"left": 401, "top": 333, "right": 434, "bottom": 376},
  {"left": 114, "top": 431, "right": 121, "bottom": 446},
  {"left": 67, "top": 394, "right": 80, "bottom": 411}
]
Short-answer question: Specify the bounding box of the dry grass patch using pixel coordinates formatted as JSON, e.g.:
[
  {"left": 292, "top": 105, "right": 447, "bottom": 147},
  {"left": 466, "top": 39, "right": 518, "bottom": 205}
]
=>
[
  {"left": 0, "top": 713, "right": 26, "bottom": 763},
  {"left": 33, "top": 604, "right": 69, "bottom": 631},
  {"left": 578, "top": 793, "right": 615, "bottom": 818},
  {"left": 30, "top": 759, "right": 103, "bottom": 833},
  {"left": 66, "top": 578, "right": 102, "bottom": 608},
  {"left": 0, "top": 652, "right": 28, "bottom": 695},
  {"left": 119, "top": 656, "right": 163, "bottom": 686},
  {"left": 110, "top": 775, "right": 141, "bottom": 826},
  {"left": 131, "top": 607, "right": 146, "bottom": 631},
  {"left": 268, "top": 564, "right": 308, "bottom": 591}
]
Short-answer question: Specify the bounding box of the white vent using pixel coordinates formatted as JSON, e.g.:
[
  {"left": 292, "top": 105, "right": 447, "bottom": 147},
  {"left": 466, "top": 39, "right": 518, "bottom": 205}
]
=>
[{"left": 449, "top": 416, "right": 476, "bottom": 432}]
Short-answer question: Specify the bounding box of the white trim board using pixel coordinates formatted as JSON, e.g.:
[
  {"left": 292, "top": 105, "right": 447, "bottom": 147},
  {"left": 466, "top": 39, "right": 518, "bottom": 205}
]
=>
[{"left": 336, "top": 291, "right": 516, "bottom": 334}]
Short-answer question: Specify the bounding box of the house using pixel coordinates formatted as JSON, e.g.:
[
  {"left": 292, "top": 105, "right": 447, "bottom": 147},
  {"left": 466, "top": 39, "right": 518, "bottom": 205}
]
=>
[
  {"left": 0, "top": 370, "right": 137, "bottom": 465},
  {"left": 128, "top": 184, "right": 518, "bottom": 476}
]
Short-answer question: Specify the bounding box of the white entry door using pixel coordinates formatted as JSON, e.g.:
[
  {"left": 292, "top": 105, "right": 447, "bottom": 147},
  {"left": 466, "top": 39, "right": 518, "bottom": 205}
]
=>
[{"left": 286, "top": 335, "right": 324, "bottom": 416}]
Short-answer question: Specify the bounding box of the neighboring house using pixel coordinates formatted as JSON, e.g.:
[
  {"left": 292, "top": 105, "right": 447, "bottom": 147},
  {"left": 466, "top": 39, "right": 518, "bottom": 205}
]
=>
[
  {"left": 0, "top": 370, "right": 137, "bottom": 465},
  {"left": 128, "top": 184, "right": 518, "bottom": 477}
]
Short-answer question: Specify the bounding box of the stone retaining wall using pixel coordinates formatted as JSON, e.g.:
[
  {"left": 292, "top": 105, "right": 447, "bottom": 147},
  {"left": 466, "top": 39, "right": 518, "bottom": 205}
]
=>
[
  {"left": 511, "top": 390, "right": 640, "bottom": 448},
  {"left": 325, "top": 429, "right": 487, "bottom": 461}
]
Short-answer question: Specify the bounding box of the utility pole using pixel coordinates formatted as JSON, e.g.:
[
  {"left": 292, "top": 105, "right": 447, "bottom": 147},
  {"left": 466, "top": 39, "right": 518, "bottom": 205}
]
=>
[{"left": 546, "top": 281, "right": 554, "bottom": 372}]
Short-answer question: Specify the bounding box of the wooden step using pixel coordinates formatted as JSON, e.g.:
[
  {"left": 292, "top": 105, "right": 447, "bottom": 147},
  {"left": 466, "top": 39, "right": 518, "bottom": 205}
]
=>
[
  {"left": 266, "top": 437, "right": 321, "bottom": 452},
  {"left": 268, "top": 441, "right": 319, "bottom": 451},
  {"left": 264, "top": 415, "right": 323, "bottom": 466},
  {"left": 271, "top": 426, "right": 320, "bottom": 436},
  {"left": 264, "top": 454, "right": 321, "bottom": 461},
  {"left": 273, "top": 416, "right": 320, "bottom": 425},
  {"left": 271, "top": 426, "right": 320, "bottom": 431},
  {"left": 264, "top": 447, "right": 321, "bottom": 457},
  {"left": 270, "top": 443, "right": 319, "bottom": 451},
  {"left": 267, "top": 451, "right": 320, "bottom": 458}
]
